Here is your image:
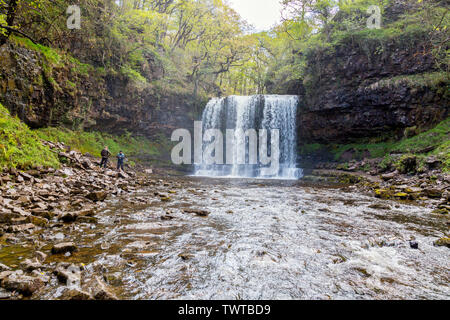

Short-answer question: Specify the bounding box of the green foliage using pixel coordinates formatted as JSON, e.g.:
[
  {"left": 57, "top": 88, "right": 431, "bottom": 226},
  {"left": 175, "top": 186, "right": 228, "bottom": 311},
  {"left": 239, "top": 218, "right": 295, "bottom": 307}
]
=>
[
  {"left": 12, "top": 36, "right": 62, "bottom": 65},
  {"left": 35, "top": 127, "right": 163, "bottom": 162},
  {"left": 0, "top": 103, "right": 60, "bottom": 170},
  {"left": 305, "top": 117, "right": 450, "bottom": 172}
]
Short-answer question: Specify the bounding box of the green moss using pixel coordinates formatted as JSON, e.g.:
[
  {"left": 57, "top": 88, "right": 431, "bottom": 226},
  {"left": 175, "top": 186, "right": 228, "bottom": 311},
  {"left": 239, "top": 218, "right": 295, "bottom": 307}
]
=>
[
  {"left": 12, "top": 36, "right": 63, "bottom": 66},
  {"left": 35, "top": 127, "right": 163, "bottom": 163},
  {"left": 301, "top": 118, "right": 450, "bottom": 172},
  {"left": 0, "top": 103, "right": 60, "bottom": 170}
]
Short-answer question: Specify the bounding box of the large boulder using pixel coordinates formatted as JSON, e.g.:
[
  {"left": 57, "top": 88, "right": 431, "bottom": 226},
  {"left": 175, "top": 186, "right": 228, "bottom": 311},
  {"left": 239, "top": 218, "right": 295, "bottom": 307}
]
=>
[
  {"left": 51, "top": 242, "right": 77, "bottom": 255},
  {"left": 1, "top": 272, "right": 44, "bottom": 296},
  {"left": 86, "top": 191, "right": 107, "bottom": 202}
]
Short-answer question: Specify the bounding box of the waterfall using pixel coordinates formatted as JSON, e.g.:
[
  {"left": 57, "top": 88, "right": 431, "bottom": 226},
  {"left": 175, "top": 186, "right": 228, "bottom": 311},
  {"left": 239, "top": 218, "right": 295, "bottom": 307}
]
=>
[{"left": 194, "top": 95, "right": 303, "bottom": 179}]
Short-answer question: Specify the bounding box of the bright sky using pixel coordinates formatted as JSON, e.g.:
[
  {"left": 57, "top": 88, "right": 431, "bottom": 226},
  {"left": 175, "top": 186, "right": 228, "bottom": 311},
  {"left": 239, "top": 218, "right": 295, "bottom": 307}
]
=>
[{"left": 226, "top": 0, "right": 283, "bottom": 31}]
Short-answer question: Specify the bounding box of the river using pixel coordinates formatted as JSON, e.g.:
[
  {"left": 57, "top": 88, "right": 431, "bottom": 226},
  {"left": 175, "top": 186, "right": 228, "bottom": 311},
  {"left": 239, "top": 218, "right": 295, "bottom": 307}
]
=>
[{"left": 2, "top": 176, "right": 447, "bottom": 299}]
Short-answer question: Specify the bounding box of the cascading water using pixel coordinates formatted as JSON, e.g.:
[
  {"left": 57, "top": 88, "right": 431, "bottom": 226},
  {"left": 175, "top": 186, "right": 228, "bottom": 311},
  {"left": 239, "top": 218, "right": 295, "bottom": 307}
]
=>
[{"left": 195, "top": 95, "right": 303, "bottom": 179}]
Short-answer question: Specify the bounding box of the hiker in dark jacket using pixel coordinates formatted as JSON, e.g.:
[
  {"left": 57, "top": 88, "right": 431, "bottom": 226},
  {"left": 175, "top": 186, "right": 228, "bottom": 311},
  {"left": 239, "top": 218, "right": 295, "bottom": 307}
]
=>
[
  {"left": 100, "top": 146, "right": 111, "bottom": 168},
  {"left": 117, "top": 151, "right": 125, "bottom": 171}
]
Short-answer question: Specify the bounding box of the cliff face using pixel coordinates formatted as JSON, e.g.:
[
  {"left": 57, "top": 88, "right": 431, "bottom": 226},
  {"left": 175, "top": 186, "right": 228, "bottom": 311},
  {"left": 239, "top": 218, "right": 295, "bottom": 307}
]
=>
[
  {"left": 0, "top": 41, "right": 201, "bottom": 139},
  {"left": 291, "top": 0, "right": 449, "bottom": 147},
  {"left": 298, "top": 37, "right": 448, "bottom": 145}
]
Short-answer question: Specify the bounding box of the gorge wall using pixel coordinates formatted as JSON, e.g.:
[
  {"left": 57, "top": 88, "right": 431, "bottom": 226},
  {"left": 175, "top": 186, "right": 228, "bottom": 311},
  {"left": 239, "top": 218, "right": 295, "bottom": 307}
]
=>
[
  {"left": 0, "top": 40, "right": 201, "bottom": 139},
  {"left": 298, "top": 35, "right": 448, "bottom": 145},
  {"left": 269, "top": 1, "right": 449, "bottom": 151}
]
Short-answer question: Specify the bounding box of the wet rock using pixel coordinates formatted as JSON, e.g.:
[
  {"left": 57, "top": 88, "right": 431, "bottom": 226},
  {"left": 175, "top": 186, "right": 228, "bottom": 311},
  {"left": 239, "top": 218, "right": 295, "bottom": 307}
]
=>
[
  {"left": 118, "top": 171, "right": 129, "bottom": 179},
  {"left": 423, "top": 188, "right": 443, "bottom": 199},
  {"left": 60, "top": 288, "right": 93, "bottom": 300},
  {"left": 86, "top": 191, "right": 107, "bottom": 202},
  {"left": 76, "top": 216, "right": 98, "bottom": 224},
  {"left": 51, "top": 242, "right": 77, "bottom": 255},
  {"left": 374, "top": 189, "right": 391, "bottom": 199},
  {"left": 368, "top": 203, "right": 391, "bottom": 210},
  {"left": 30, "top": 270, "right": 50, "bottom": 284},
  {"left": 183, "top": 208, "right": 210, "bottom": 217},
  {"left": 409, "top": 241, "right": 419, "bottom": 249},
  {"left": 19, "top": 172, "right": 33, "bottom": 181},
  {"left": 91, "top": 276, "right": 118, "bottom": 300},
  {"left": 433, "top": 237, "right": 450, "bottom": 248},
  {"left": 60, "top": 212, "right": 78, "bottom": 223},
  {"left": 0, "top": 288, "right": 12, "bottom": 299},
  {"left": 35, "top": 251, "right": 47, "bottom": 263},
  {"left": 178, "top": 253, "right": 194, "bottom": 261},
  {"left": 0, "top": 271, "right": 14, "bottom": 282},
  {"left": 0, "top": 263, "right": 11, "bottom": 272},
  {"left": 17, "top": 195, "right": 31, "bottom": 205},
  {"left": 397, "top": 155, "right": 417, "bottom": 174},
  {"left": 54, "top": 263, "right": 81, "bottom": 285},
  {"left": 1, "top": 272, "right": 44, "bottom": 296},
  {"left": 381, "top": 172, "right": 397, "bottom": 181},
  {"left": 20, "top": 258, "right": 42, "bottom": 272},
  {"left": 426, "top": 156, "right": 442, "bottom": 170},
  {"left": 7, "top": 223, "right": 35, "bottom": 233},
  {"left": 394, "top": 192, "right": 409, "bottom": 200},
  {"left": 28, "top": 215, "right": 49, "bottom": 227},
  {"left": 81, "top": 159, "right": 93, "bottom": 170}
]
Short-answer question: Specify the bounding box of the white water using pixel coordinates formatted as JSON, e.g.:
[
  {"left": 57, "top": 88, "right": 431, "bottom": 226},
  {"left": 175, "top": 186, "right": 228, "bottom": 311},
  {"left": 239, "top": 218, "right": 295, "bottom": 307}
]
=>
[{"left": 195, "top": 95, "right": 303, "bottom": 179}]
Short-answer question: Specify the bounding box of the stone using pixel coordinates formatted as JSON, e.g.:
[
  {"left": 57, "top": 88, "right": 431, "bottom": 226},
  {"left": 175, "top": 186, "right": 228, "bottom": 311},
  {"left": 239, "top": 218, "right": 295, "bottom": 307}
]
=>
[
  {"left": 54, "top": 263, "right": 81, "bottom": 285},
  {"left": 374, "top": 189, "right": 391, "bottom": 199},
  {"left": 182, "top": 208, "right": 210, "bottom": 217},
  {"left": 60, "top": 288, "right": 93, "bottom": 300},
  {"left": 0, "top": 263, "right": 11, "bottom": 272},
  {"left": 433, "top": 237, "right": 450, "bottom": 248},
  {"left": 118, "top": 171, "right": 129, "bottom": 179},
  {"left": 92, "top": 277, "right": 118, "bottom": 300},
  {"left": 51, "top": 242, "right": 77, "bottom": 255},
  {"left": 19, "top": 172, "right": 33, "bottom": 181},
  {"left": 17, "top": 195, "right": 31, "bottom": 205},
  {"left": 1, "top": 272, "right": 44, "bottom": 296},
  {"left": 423, "top": 188, "right": 443, "bottom": 199},
  {"left": 60, "top": 212, "right": 78, "bottom": 223},
  {"left": 409, "top": 241, "right": 419, "bottom": 249},
  {"left": 35, "top": 251, "right": 47, "bottom": 263},
  {"left": 0, "top": 288, "right": 12, "bottom": 299},
  {"left": 86, "top": 191, "right": 107, "bottom": 202},
  {"left": 7, "top": 223, "right": 35, "bottom": 233},
  {"left": 368, "top": 203, "right": 391, "bottom": 210},
  {"left": 76, "top": 216, "right": 98, "bottom": 224},
  {"left": 29, "top": 215, "right": 49, "bottom": 227},
  {"left": 178, "top": 253, "right": 194, "bottom": 261},
  {"left": 381, "top": 172, "right": 397, "bottom": 181},
  {"left": 20, "top": 258, "right": 42, "bottom": 272},
  {"left": 394, "top": 192, "right": 409, "bottom": 200}
]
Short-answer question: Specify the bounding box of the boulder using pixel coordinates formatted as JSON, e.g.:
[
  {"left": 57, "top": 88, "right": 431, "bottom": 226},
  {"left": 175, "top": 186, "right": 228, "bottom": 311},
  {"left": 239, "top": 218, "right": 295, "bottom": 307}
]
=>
[
  {"left": 60, "top": 288, "right": 93, "bottom": 300},
  {"left": 86, "top": 191, "right": 107, "bottom": 202},
  {"left": 20, "top": 258, "right": 42, "bottom": 272},
  {"left": 0, "top": 263, "right": 11, "bottom": 272},
  {"left": 51, "top": 242, "right": 77, "bottom": 255},
  {"left": 91, "top": 277, "right": 118, "bottom": 300},
  {"left": 7, "top": 223, "right": 35, "bottom": 233},
  {"left": 381, "top": 172, "right": 398, "bottom": 181},
  {"left": 28, "top": 215, "right": 49, "bottom": 227},
  {"left": 1, "top": 272, "right": 44, "bottom": 296},
  {"left": 423, "top": 188, "right": 443, "bottom": 199},
  {"left": 433, "top": 237, "right": 450, "bottom": 248},
  {"left": 182, "top": 208, "right": 211, "bottom": 217}
]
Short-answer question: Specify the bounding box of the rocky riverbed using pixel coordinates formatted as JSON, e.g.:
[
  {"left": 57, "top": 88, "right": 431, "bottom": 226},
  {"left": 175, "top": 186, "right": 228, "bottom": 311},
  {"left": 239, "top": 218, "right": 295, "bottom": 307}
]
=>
[{"left": 0, "top": 148, "right": 449, "bottom": 299}]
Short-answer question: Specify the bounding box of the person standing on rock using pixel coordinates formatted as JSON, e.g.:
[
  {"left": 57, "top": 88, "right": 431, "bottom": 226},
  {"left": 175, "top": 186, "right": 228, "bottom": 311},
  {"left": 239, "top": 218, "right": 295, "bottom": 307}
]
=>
[
  {"left": 100, "top": 146, "right": 111, "bottom": 169},
  {"left": 117, "top": 151, "right": 126, "bottom": 172}
]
